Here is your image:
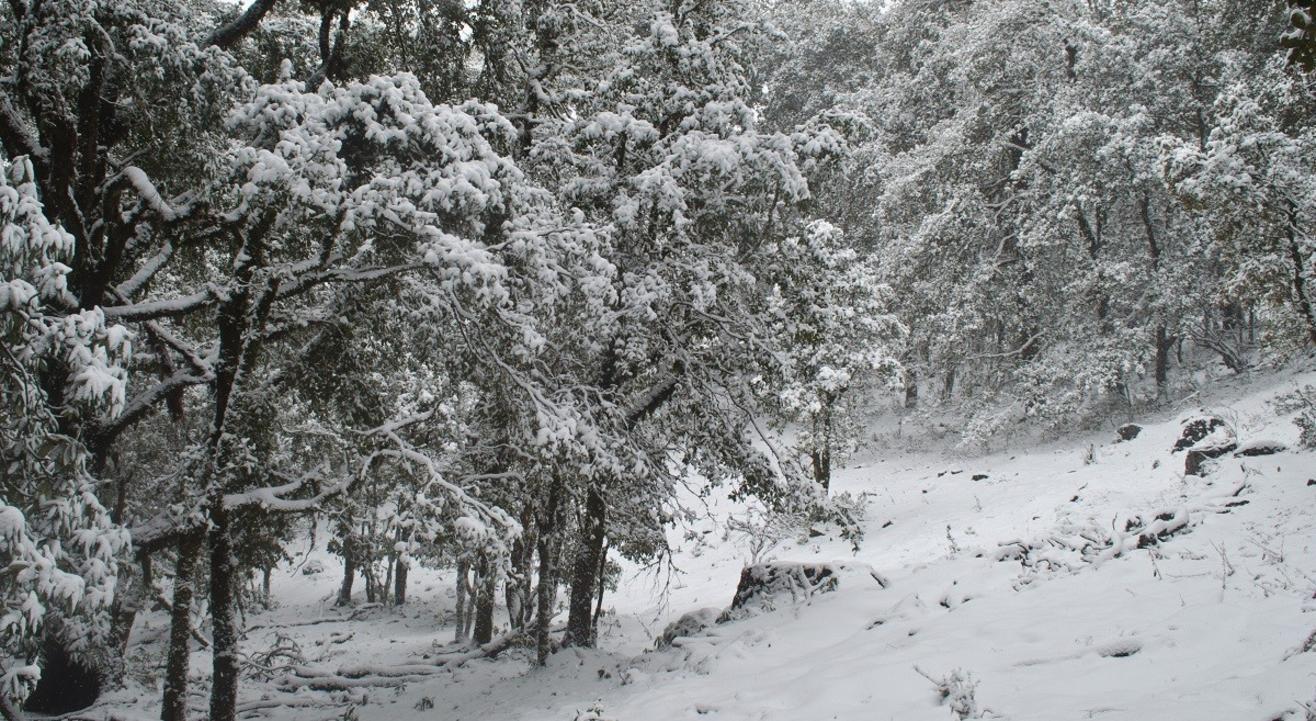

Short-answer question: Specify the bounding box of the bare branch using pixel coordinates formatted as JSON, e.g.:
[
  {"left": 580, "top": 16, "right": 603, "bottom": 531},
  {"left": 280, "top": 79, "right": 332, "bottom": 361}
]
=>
[{"left": 206, "top": 0, "right": 279, "bottom": 49}]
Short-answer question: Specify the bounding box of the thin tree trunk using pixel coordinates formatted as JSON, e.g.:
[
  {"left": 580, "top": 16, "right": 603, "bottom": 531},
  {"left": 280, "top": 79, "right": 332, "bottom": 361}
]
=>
[
  {"left": 591, "top": 537, "right": 608, "bottom": 642},
  {"left": 1286, "top": 203, "right": 1316, "bottom": 345},
  {"left": 161, "top": 532, "right": 203, "bottom": 721},
  {"left": 1140, "top": 196, "right": 1171, "bottom": 400},
  {"left": 207, "top": 500, "right": 240, "bottom": 721},
  {"left": 535, "top": 478, "right": 563, "bottom": 665},
  {"left": 261, "top": 566, "right": 272, "bottom": 608},
  {"left": 565, "top": 487, "right": 606, "bottom": 647},
  {"left": 454, "top": 558, "right": 469, "bottom": 642},
  {"left": 1154, "top": 325, "right": 1171, "bottom": 401},
  {"left": 506, "top": 501, "right": 535, "bottom": 630},
  {"left": 394, "top": 557, "right": 408, "bottom": 606},
  {"left": 811, "top": 403, "right": 833, "bottom": 492},
  {"left": 363, "top": 559, "right": 377, "bottom": 604},
  {"left": 473, "top": 554, "right": 496, "bottom": 644},
  {"left": 464, "top": 576, "right": 477, "bottom": 638},
  {"left": 336, "top": 537, "right": 356, "bottom": 607}
]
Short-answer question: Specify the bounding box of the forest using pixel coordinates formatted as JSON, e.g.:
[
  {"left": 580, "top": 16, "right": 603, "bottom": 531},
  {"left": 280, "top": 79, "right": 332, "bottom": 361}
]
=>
[{"left": 2, "top": 0, "right": 1316, "bottom": 720}]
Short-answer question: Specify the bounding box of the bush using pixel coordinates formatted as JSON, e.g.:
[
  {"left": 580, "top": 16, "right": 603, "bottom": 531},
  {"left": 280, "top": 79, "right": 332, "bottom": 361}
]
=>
[{"left": 1272, "top": 386, "right": 1316, "bottom": 448}]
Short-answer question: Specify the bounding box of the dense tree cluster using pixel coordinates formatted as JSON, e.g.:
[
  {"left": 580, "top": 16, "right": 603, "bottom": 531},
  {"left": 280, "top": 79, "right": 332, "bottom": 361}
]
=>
[
  {"left": 1, "top": 0, "right": 1312, "bottom": 718},
  {"left": 759, "top": 0, "right": 1315, "bottom": 444},
  {"left": 0, "top": 0, "right": 893, "bottom": 718}
]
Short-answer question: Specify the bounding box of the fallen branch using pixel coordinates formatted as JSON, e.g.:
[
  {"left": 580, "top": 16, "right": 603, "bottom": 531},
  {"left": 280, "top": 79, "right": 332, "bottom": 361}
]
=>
[{"left": 280, "top": 631, "right": 526, "bottom": 690}]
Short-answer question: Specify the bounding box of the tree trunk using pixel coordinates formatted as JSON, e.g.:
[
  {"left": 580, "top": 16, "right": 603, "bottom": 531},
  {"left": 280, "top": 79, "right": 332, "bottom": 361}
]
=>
[
  {"left": 336, "top": 538, "right": 356, "bottom": 607},
  {"left": 207, "top": 500, "right": 240, "bottom": 721},
  {"left": 464, "top": 577, "right": 477, "bottom": 638},
  {"left": 904, "top": 367, "right": 918, "bottom": 409},
  {"left": 393, "top": 557, "right": 407, "bottom": 606},
  {"left": 454, "top": 558, "right": 469, "bottom": 642},
  {"left": 811, "top": 404, "right": 833, "bottom": 492},
  {"left": 1154, "top": 325, "right": 1171, "bottom": 401},
  {"left": 473, "top": 555, "right": 496, "bottom": 644},
  {"left": 261, "top": 565, "right": 272, "bottom": 608},
  {"left": 160, "top": 532, "right": 203, "bottom": 721},
  {"left": 505, "top": 501, "right": 535, "bottom": 630},
  {"left": 535, "top": 478, "right": 563, "bottom": 665},
  {"left": 363, "top": 560, "right": 377, "bottom": 604},
  {"left": 1286, "top": 203, "right": 1316, "bottom": 345},
  {"left": 810, "top": 447, "right": 831, "bottom": 491},
  {"left": 591, "top": 538, "right": 608, "bottom": 642},
  {"left": 565, "top": 487, "right": 606, "bottom": 647}
]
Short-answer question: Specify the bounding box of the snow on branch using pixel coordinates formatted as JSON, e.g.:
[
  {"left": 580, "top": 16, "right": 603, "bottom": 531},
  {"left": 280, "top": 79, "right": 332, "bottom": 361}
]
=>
[
  {"left": 120, "top": 166, "right": 178, "bottom": 221},
  {"left": 222, "top": 465, "right": 349, "bottom": 513},
  {"left": 101, "top": 287, "right": 219, "bottom": 321}
]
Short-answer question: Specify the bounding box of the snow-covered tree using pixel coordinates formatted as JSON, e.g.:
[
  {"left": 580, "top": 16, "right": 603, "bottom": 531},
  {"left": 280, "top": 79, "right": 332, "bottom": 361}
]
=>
[
  {"left": 0, "top": 156, "right": 130, "bottom": 712},
  {"left": 762, "top": 220, "right": 904, "bottom": 489}
]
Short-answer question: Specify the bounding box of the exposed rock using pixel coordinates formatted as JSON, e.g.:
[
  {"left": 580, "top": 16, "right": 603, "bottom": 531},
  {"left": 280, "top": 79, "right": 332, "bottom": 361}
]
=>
[
  {"left": 971, "top": 473, "right": 988, "bottom": 481},
  {"left": 1233, "top": 439, "right": 1288, "bottom": 457},
  {"left": 727, "top": 562, "right": 839, "bottom": 614},
  {"left": 1185, "top": 432, "right": 1237, "bottom": 477},
  {"left": 1173, "top": 415, "right": 1229, "bottom": 453},
  {"left": 1175, "top": 416, "right": 1228, "bottom": 450},
  {"left": 1116, "top": 423, "right": 1142, "bottom": 442},
  {"left": 655, "top": 607, "right": 721, "bottom": 649}
]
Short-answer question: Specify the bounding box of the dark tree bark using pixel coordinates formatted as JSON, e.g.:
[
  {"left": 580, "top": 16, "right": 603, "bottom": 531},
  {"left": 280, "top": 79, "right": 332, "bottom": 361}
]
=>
[
  {"left": 207, "top": 0, "right": 279, "bottom": 48},
  {"left": 505, "top": 501, "right": 536, "bottom": 630},
  {"left": 810, "top": 447, "right": 831, "bottom": 491},
  {"left": 454, "top": 558, "right": 469, "bottom": 642},
  {"left": 473, "top": 555, "right": 496, "bottom": 644},
  {"left": 205, "top": 229, "right": 261, "bottom": 721},
  {"left": 565, "top": 487, "right": 606, "bottom": 647},
  {"left": 336, "top": 537, "right": 356, "bottom": 607},
  {"left": 591, "top": 537, "right": 608, "bottom": 641},
  {"left": 363, "top": 560, "right": 378, "bottom": 604},
  {"left": 1139, "top": 195, "right": 1173, "bottom": 399},
  {"left": 535, "top": 478, "right": 563, "bottom": 665},
  {"left": 160, "top": 532, "right": 203, "bottom": 721},
  {"left": 393, "top": 557, "right": 407, "bottom": 606},
  {"left": 810, "top": 400, "right": 833, "bottom": 492},
  {"left": 207, "top": 500, "right": 239, "bottom": 721},
  {"left": 1286, "top": 203, "right": 1316, "bottom": 345},
  {"left": 1154, "top": 325, "right": 1172, "bottom": 399}
]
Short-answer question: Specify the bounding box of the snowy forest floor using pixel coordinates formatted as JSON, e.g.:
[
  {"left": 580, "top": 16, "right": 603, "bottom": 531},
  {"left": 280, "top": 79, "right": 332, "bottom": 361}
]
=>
[{"left": 98, "top": 367, "right": 1316, "bottom": 721}]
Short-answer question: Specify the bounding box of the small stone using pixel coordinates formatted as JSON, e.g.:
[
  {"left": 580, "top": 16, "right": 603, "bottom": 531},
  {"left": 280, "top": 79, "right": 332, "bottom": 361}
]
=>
[{"left": 1116, "top": 423, "right": 1142, "bottom": 442}]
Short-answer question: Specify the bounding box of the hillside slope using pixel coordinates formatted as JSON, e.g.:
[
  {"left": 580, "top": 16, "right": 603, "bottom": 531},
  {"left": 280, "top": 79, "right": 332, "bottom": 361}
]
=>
[{"left": 103, "top": 371, "right": 1316, "bottom": 721}]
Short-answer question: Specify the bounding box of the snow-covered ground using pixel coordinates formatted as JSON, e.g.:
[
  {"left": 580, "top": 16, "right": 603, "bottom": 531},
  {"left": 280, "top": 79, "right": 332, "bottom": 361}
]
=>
[{"left": 104, "top": 369, "right": 1316, "bottom": 721}]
